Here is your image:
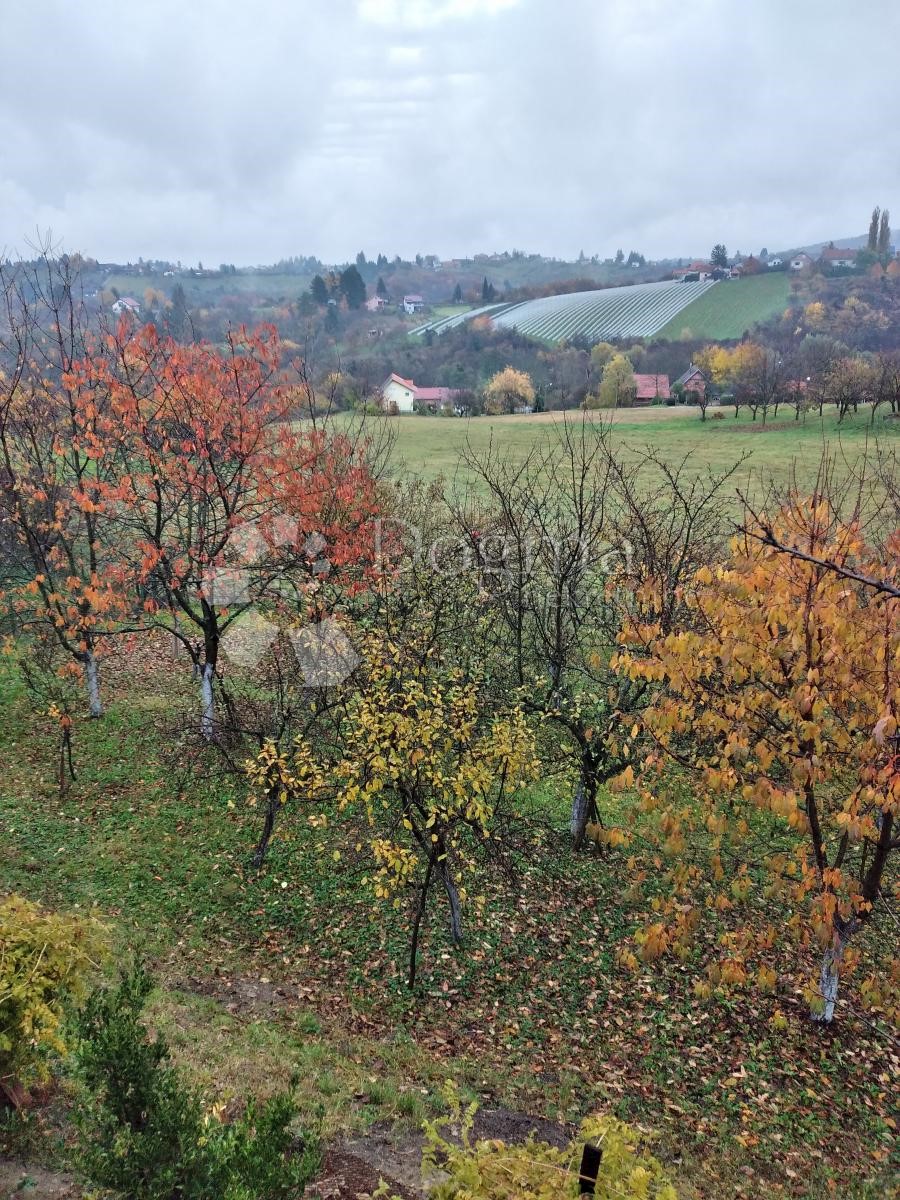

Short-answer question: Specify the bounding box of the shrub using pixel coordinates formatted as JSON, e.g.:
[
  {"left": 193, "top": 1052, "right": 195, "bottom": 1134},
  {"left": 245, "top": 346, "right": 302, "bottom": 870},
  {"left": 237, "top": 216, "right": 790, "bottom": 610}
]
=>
[
  {"left": 375, "top": 1084, "right": 678, "bottom": 1200},
  {"left": 0, "top": 894, "right": 105, "bottom": 1087},
  {"left": 73, "top": 964, "right": 319, "bottom": 1200}
]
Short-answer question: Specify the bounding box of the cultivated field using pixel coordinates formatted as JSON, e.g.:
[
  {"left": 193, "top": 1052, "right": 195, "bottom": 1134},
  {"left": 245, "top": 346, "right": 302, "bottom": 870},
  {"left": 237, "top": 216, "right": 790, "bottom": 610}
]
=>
[
  {"left": 655, "top": 272, "right": 793, "bottom": 341},
  {"left": 412, "top": 278, "right": 718, "bottom": 343}
]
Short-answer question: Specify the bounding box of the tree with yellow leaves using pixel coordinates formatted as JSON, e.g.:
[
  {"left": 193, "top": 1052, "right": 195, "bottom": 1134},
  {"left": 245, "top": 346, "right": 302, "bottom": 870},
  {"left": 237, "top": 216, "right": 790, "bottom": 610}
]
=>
[
  {"left": 334, "top": 631, "right": 539, "bottom": 986},
  {"left": 617, "top": 488, "right": 900, "bottom": 1023},
  {"left": 483, "top": 366, "right": 535, "bottom": 415}
]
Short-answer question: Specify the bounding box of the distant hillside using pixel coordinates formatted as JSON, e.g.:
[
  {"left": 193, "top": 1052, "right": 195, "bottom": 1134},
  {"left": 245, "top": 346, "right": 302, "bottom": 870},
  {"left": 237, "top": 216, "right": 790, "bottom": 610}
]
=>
[
  {"left": 778, "top": 226, "right": 898, "bottom": 257},
  {"left": 655, "top": 273, "right": 792, "bottom": 342}
]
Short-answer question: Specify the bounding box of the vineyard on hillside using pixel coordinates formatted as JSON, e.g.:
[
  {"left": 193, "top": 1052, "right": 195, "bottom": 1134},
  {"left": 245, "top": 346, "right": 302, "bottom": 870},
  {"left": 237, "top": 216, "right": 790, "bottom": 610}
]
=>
[
  {"left": 654, "top": 271, "right": 793, "bottom": 341},
  {"left": 411, "top": 277, "right": 718, "bottom": 344}
]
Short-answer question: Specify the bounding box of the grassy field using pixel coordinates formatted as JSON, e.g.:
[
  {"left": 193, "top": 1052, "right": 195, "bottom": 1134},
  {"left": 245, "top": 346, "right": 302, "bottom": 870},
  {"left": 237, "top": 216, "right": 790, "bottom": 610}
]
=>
[
  {"left": 373, "top": 403, "right": 898, "bottom": 502},
  {"left": 655, "top": 273, "right": 793, "bottom": 341},
  {"left": 103, "top": 271, "right": 317, "bottom": 302},
  {"left": 428, "top": 303, "right": 474, "bottom": 319}
]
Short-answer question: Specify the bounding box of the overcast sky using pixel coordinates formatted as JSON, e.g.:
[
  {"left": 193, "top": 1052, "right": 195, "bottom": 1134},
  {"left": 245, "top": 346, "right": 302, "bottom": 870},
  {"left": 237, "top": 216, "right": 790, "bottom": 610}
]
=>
[{"left": 1, "top": 0, "right": 897, "bottom": 266}]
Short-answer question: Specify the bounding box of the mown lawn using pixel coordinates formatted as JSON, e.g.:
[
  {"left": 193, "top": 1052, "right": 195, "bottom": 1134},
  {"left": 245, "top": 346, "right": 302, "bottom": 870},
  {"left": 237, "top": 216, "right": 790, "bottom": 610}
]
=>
[
  {"left": 655, "top": 273, "right": 793, "bottom": 341},
  {"left": 370, "top": 403, "right": 898, "bottom": 504},
  {"left": 0, "top": 652, "right": 896, "bottom": 1199}
]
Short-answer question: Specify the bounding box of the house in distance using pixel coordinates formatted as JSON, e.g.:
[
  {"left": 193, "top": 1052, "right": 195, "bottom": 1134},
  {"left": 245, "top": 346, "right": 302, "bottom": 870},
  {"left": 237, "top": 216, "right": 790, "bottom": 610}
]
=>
[
  {"left": 633, "top": 373, "right": 671, "bottom": 405},
  {"left": 381, "top": 373, "right": 460, "bottom": 414}
]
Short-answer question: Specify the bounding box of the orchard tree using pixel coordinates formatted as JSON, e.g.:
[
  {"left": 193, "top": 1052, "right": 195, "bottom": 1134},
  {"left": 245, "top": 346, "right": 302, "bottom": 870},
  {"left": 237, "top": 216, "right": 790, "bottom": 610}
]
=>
[
  {"left": 618, "top": 491, "right": 900, "bottom": 1023},
  {"left": 483, "top": 366, "right": 534, "bottom": 415},
  {"left": 453, "top": 421, "right": 738, "bottom": 847},
  {"left": 76, "top": 324, "right": 383, "bottom": 737},
  {"left": 333, "top": 631, "right": 538, "bottom": 987},
  {"left": 824, "top": 355, "right": 876, "bottom": 421},
  {"left": 0, "top": 251, "right": 126, "bottom": 717}
]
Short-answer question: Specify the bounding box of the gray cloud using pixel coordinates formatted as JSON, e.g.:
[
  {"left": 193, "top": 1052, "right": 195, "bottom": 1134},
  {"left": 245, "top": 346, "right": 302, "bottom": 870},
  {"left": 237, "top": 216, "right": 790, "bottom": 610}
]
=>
[{"left": 1, "top": 0, "right": 897, "bottom": 264}]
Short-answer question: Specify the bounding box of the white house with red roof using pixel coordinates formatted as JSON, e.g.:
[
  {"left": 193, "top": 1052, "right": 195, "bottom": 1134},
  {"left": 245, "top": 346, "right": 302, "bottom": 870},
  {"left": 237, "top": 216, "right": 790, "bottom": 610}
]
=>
[
  {"left": 111, "top": 296, "right": 141, "bottom": 315},
  {"left": 819, "top": 246, "right": 858, "bottom": 269},
  {"left": 382, "top": 373, "right": 417, "bottom": 413},
  {"left": 381, "top": 373, "right": 460, "bottom": 415}
]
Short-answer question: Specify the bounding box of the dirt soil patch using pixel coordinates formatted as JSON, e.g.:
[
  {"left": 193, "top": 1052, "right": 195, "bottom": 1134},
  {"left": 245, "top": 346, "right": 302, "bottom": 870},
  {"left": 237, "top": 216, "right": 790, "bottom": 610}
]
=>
[{"left": 0, "top": 1161, "right": 82, "bottom": 1199}]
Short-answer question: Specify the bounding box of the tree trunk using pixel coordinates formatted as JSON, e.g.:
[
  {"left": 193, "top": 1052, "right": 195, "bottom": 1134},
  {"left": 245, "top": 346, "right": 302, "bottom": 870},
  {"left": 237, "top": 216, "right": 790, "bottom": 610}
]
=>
[
  {"left": 199, "top": 619, "right": 220, "bottom": 739},
  {"left": 570, "top": 782, "right": 590, "bottom": 846},
  {"left": 435, "top": 847, "right": 462, "bottom": 947},
  {"left": 252, "top": 793, "right": 279, "bottom": 869},
  {"left": 570, "top": 752, "right": 599, "bottom": 849},
  {"left": 408, "top": 849, "right": 437, "bottom": 989},
  {"left": 200, "top": 661, "right": 215, "bottom": 740},
  {"left": 83, "top": 650, "right": 102, "bottom": 718},
  {"left": 813, "top": 926, "right": 849, "bottom": 1023}
]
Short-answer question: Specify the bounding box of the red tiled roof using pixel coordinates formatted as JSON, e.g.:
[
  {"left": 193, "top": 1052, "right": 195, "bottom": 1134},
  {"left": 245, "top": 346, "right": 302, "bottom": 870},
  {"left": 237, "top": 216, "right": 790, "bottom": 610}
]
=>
[
  {"left": 633, "top": 373, "right": 671, "bottom": 400},
  {"left": 820, "top": 247, "right": 857, "bottom": 261},
  {"left": 385, "top": 373, "right": 415, "bottom": 388},
  {"left": 414, "top": 386, "right": 459, "bottom": 403}
]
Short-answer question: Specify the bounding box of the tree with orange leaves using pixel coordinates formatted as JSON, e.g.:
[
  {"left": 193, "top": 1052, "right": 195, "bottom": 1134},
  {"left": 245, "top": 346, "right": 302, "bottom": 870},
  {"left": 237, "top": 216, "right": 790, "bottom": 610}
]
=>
[
  {"left": 0, "top": 251, "right": 127, "bottom": 717},
  {"left": 616, "top": 492, "right": 900, "bottom": 1024},
  {"left": 74, "top": 322, "right": 383, "bottom": 737}
]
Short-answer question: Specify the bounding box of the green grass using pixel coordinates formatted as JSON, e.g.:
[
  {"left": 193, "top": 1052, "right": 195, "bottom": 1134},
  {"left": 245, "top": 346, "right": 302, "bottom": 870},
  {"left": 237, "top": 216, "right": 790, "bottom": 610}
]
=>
[
  {"left": 656, "top": 273, "right": 793, "bottom": 341},
  {"left": 103, "top": 271, "right": 317, "bottom": 302},
  {"left": 370, "top": 403, "right": 898, "bottom": 502},
  {"left": 429, "top": 303, "right": 474, "bottom": 319},
  {"left": 0, "top": 656, "right": 896, "bottom": 1198}
]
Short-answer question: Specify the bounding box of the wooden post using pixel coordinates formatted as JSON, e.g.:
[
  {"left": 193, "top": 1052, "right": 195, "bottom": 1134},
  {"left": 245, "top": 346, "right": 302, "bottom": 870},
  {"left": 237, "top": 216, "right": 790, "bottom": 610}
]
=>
[{"left": 579, "top": 1143, "right": 602, "bottom": 1194}]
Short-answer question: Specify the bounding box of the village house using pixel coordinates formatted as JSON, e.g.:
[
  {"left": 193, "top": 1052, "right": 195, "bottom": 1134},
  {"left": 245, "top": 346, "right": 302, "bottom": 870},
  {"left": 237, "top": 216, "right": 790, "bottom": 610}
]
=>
[
  {"left": 674, "top": 364, "right": 707, "bottom": 400},
  {"left": 412, "top": 385, "right": 460, "bottom": 414},
  {"left": 819, "top": 247, "right": 858, "bottom": 269},
  {"left": 381, "top": 373, "right": 460, "bottom": 415},
  {"left": 790, "top": 252, "right": 813, "bottom": 271},
  {"left": 673, "top": 260, "right": 715, "bottom": 282},
  {"left": 402, "top": 294, "right": 426, "bottom": 314},
  {"left": 365, "top": 295, "right": 390, "bottom": 312},
  {"left": 381, "top": 373, "right": 417, "bottom": 413},
  {"left": 111, "top": 296, "right": 141, "bottom": 315},
  {"left": 633, "top": 373, "right": 671, "bottom": 405}
]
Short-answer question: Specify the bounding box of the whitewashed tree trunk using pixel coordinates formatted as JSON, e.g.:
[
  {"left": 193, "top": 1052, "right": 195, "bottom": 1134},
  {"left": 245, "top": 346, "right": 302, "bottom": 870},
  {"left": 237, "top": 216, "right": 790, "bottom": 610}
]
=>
[
  {"left": 84, "top": 651, "right": 102, "bottom": 719},
  {"left": 200, "top": 661, "right": 215, "bottom": 739},
  {"left": 813, "top": 929, "right": 848, "bottom": 1023}
]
